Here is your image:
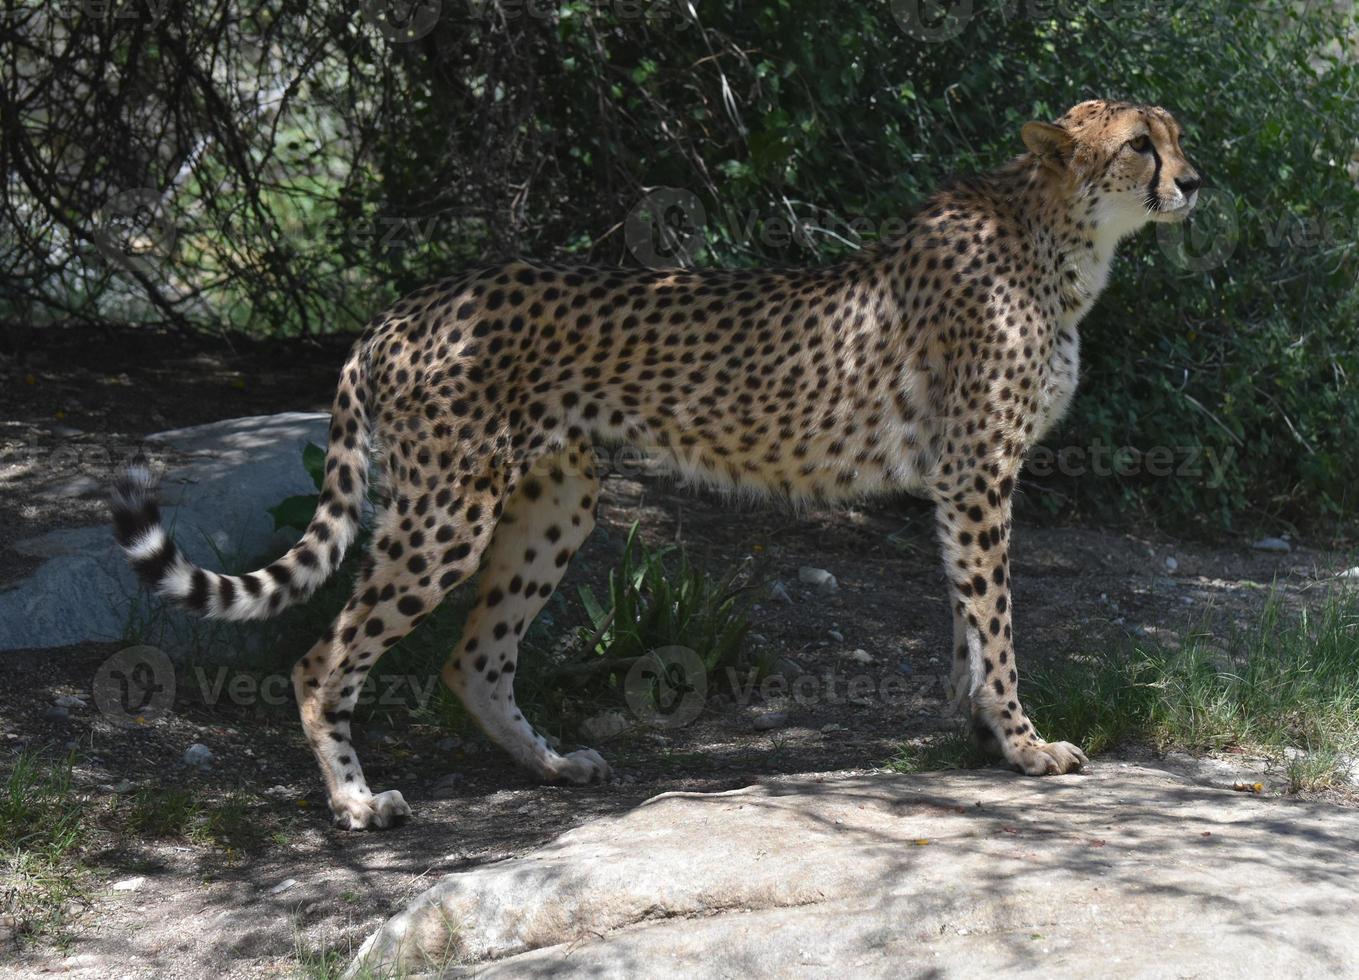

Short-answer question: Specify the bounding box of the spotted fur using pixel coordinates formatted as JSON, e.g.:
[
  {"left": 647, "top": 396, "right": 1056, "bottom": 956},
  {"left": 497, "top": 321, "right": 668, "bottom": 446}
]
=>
[{"left": 111, "top": 100, "right": 1199, "bottom": 829}]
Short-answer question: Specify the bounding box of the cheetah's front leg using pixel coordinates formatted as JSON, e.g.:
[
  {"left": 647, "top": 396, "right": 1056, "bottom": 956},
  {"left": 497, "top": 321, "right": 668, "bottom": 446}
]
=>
[{"left": 933, "top": 470, "right": 1088, "bottom": 776}]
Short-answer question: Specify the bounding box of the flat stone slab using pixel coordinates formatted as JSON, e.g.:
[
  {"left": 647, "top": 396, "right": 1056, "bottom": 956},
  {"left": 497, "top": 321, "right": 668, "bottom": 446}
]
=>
[
  {"left": 348, "top": 764, "right": 1359, "bottom": 978},
  {"left": 0, "top": 413, "right": 328, "bottom": 650}
]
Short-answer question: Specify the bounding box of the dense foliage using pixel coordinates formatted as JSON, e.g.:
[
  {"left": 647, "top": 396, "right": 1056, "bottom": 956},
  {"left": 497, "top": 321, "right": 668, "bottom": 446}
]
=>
[{"left": 3, "top": 1, "right": 1356, "bottom": 528}]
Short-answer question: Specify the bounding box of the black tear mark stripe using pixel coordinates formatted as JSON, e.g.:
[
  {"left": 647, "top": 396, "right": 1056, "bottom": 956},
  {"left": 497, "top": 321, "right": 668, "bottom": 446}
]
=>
[{"left": 1147, "top": 144, "right": 1163, "bottom": 211}]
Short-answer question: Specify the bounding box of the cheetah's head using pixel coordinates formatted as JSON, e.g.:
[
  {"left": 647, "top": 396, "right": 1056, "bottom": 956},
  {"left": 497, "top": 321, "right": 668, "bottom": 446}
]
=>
[{"left": 1021, "top": 100, "right": 1201, "bottom": 232}]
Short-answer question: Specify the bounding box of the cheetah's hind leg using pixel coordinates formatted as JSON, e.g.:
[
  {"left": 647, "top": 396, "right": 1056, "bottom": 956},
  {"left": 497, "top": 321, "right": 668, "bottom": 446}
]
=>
[
  {"left": 292, "top": 478, "right": 502, "bottom": 830},
  {"left": 441, "top": 443, "right": 609, "bottom": 785}
]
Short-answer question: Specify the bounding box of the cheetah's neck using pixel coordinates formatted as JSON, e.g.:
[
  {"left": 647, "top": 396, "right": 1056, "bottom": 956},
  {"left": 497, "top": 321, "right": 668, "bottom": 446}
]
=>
[{"left": 1017, "top": 159, "right": 1141, "bottom": 329}]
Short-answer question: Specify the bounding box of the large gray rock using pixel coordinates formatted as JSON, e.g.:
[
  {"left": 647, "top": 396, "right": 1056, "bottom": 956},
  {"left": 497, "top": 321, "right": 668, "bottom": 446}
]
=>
[
  {"left": 348, "top": 764, "right": 1359, "bottom": 978},
  {"left": 0, "top": 412, "right": 328, "bottom": 650}
]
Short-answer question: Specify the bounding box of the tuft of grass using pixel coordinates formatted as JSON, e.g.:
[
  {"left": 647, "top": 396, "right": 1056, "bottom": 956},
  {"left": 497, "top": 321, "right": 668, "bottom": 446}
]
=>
[
  {"left": 1, "top": 750, "right": 86, "bottom": 859},
  {"left": 293, "top": 940, "right": 352, "bottom": 980},
  {"left": 119, "top": 786, "right": 278, "bottom": 853},
  {"left": 122, "top": 786, "right": 200, "bottom": 839},
  {"left": 296, "top": 907, "right": 464, "bottom": 980},
  {"left": 1026, "top": 589, "right": 1359, "bottom": 789},
  {"left": 887, "top": 732, "right": 992, "bottom": 774},
  {"left": 0, "top": 751, "right": 91, "bottom": 946},
  {"left": 572, "top": 522, "right": 757, "bottom": 675}
]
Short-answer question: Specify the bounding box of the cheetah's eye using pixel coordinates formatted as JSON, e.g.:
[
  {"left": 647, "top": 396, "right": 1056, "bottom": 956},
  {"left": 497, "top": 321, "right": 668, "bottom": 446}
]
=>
[{"left": 1128, "top": 134, "right": 1153, "bottom": 154}]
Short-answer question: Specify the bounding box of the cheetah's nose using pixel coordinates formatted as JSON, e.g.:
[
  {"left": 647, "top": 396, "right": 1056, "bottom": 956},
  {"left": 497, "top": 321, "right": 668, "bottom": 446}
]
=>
[{"left": 1175, "top": 173, "right": 1201, "bottom": 195}]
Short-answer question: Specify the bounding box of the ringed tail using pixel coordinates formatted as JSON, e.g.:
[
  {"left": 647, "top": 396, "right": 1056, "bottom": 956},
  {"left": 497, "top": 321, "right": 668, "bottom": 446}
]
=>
[{"left": 109, "top": 342, "right": 372, "bottom": 621}]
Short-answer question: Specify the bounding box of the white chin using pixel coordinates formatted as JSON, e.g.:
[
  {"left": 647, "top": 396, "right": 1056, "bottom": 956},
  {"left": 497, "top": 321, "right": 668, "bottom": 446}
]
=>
[{"left": 1152, "top": 204, "right": 1194, "bottom": 224}]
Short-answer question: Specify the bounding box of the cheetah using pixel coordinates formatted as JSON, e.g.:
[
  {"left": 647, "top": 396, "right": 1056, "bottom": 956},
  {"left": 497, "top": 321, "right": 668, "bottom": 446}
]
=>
[{"left": 112, "top": 100, "right": 1199, "bottom": 829}]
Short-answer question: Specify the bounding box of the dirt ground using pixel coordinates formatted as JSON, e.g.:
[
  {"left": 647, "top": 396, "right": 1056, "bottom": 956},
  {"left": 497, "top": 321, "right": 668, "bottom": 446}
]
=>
[{"left": 1, "top": 326, "right": 1355, "bottom": 978}]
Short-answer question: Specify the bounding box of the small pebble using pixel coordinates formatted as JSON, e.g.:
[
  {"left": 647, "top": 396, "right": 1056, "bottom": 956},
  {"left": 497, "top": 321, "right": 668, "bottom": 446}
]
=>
[
  {"left": 769, "top": 581, "right": 794, "bottom": 605},
  {"left": 54, "top": 695, "right": 88, "bottom": 710},
  {"left": 847, "top": 649, "right": 873, "bottom": 665},
  {"left": 798, "top": 566, "right": 839, "bottom": 594},
  {"left": 183, "top": 743, "right": 213, "bottom": 768},
  {"left": 1252, "top": 537, "right": 1291, "bottom": 553},
  {"left": 60, "top": 955, "right": 103, "bottom": 971},
  {"left": 268, "top": 878, "right": 299, "bottom": 896},
  {"left": 828, "top": 629, "right": 845, "bottom": 643},
  {"left": 436, "top": 737, "right": 462, "bottom": 752},
  {"left": 431, "top": 773, "right": 464, "bottom": 796},
  {"left": 753, "top": 710, "right": 788, "bottom": 732},
  {"left": 111, "top": 876, "right": 145, "bottom": 892},
  {"left": 580, "top": 710, "right": 630, "bottom": 742},
  {"left": 1164, "top": 556, "right": 1178, "bottom": 572},
  {"left": 43, "top": 706, "right": 70, "bottom": 722}
]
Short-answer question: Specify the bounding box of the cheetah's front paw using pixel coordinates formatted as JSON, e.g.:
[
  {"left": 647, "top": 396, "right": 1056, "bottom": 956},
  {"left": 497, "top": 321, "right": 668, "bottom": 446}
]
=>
[
  {"left": 543, "top": 748, "right": 610, "bottom": 785},
  {"left": 1006, "top": 740, "right": 1089, "bottom": 776},
  {"left": 330, "top": 789, "right": 412, "bottom": 830}
]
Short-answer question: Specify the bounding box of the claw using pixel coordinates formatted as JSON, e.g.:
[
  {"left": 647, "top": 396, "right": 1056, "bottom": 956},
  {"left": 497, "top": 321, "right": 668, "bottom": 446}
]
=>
[
  {"left": 330, "top": 789, "right": 413, "bottom": 830},
  {"left": 1007, "top": 740, "right": 1088, "bottom": 776},
  {"left": 543, "top": 748, "right": 610, "bottom": 785}
]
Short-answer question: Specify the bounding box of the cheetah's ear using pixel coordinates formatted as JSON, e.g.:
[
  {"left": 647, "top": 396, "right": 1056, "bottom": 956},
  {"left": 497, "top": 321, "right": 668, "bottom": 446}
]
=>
[{"left": 1021, "top": 121, "right": 1076, "bottom": 174}]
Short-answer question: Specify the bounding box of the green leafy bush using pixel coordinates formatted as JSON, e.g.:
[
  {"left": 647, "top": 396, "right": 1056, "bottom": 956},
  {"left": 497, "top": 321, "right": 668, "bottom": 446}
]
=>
[
  {"left": 17, "top": 2, "right": 1353, "bottom": 530},
  {"left": 573, "top": 523, "right": 757, "bottom": 679},
  {"left": 266, "top": 442, "right": 327, "bottom": 532}
]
